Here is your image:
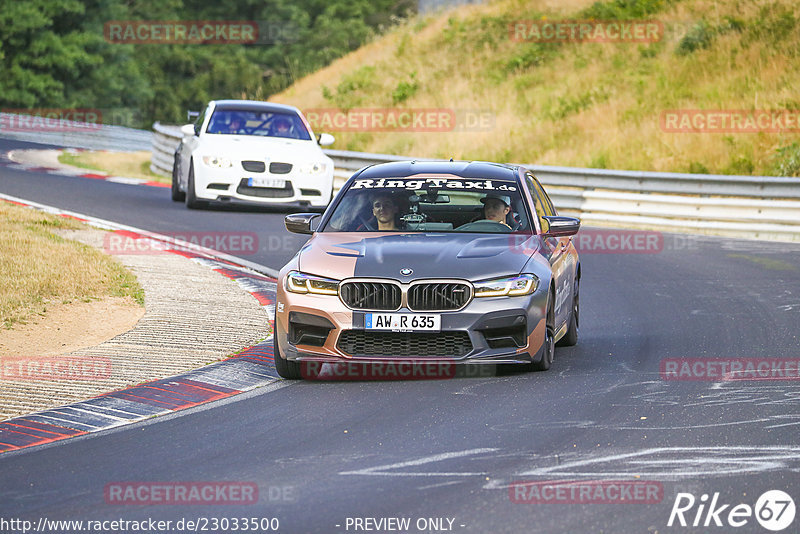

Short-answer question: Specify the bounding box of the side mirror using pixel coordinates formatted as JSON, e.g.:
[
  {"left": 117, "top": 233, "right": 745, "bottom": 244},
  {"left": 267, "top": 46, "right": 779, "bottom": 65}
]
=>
[
  {"left": 317, "top": 133, "right": 335, "bottom": 146},
  {"left": 285, "top": 213, "right": 320, "bottom": 235},
  {"left": 542, "top": 216, "right": 580, "bottom": 237},
  {"left": 180, "top": 124, "right": 196, "bottom": 137}
]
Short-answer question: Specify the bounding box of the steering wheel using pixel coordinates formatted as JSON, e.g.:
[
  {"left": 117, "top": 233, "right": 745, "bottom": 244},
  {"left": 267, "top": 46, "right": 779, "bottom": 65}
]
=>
[
  {"left": 456, "top": 220, "right": 511, "bottom": 233},
  {"left": 356, "top": 215, "right": 376, "bottom": 231}
]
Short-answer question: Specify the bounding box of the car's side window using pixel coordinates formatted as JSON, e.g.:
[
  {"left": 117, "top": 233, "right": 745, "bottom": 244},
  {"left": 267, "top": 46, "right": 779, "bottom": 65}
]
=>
[
  {"left": 525, "top": 172, "right": 551, "bottom": 230},
  {"left": 195, "top": 107, "right": 207, "bottom": 135}
]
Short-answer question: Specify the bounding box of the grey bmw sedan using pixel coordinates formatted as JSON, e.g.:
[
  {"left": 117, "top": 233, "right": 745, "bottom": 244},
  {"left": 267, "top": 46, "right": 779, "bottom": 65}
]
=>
[{"left": 274, "top": 160, "right": 581, "bottom": 379}]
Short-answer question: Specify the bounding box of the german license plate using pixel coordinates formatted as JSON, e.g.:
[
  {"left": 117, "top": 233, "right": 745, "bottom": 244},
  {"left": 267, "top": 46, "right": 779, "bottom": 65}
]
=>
[
  {"left": 365, "top": 313, "right": 440, "bottom": 332},
  {"left": 247, "top": 177, "right": 285, "bottom": 188}
]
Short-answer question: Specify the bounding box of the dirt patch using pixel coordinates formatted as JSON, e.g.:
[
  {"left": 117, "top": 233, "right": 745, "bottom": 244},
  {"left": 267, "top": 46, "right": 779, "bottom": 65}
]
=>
[{"left": 0, "top": 297, "right": 144, "bottom": 357}]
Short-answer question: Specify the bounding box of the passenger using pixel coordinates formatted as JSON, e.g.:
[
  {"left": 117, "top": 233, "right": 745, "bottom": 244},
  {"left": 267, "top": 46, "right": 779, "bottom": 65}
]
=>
[{"left": 372, "top": 193, "right": 401, "bottom": 231}]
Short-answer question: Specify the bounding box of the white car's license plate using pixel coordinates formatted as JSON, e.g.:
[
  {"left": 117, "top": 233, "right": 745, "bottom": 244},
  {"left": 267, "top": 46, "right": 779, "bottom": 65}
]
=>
[
  {"left": 248, "top": 177, "right": 286, "bottom": 188},
  {"left": 365, "top": 313, "right": 440, "bottom": 332}
]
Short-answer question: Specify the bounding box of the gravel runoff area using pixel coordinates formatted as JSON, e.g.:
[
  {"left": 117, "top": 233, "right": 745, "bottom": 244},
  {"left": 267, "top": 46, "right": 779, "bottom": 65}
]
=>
[{"left": 0, "top": 228, "right": 271, "bottom": 420}]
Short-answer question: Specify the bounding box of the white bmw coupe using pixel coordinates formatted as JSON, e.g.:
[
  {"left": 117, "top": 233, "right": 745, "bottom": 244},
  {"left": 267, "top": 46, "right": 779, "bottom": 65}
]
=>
[{"left": 173, "top": 100, "right": 335, "bottom": 209}]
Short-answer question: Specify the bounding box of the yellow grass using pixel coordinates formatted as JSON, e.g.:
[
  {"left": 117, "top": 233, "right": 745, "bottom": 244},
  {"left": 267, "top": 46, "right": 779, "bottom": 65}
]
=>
[
  {"left": 0, "top": 202, "right": 144, "bottom": 329},
  {"left": 271, "top": 0, "right": 800, "bottom": 176},
  {"left": 59, "top": 150, "right": 170, "bottom": 184}
]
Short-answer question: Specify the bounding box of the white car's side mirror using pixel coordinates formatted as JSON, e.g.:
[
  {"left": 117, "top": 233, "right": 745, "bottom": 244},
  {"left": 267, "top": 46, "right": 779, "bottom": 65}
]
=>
[
  {"left": 180, "top": 124, "right": 196, "bottom": 137},
  {"left": 317, "top": 133, "right": 335, "bottom": 146}
]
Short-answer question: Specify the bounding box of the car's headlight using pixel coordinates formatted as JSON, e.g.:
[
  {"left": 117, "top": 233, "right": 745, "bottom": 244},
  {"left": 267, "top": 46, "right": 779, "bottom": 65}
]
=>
[
  {"left": 201, "top": 155, "right": 232, "bottom": 168},
  {"left": 299, "top": 162, "right": 327, "bottom": 174},
  {"left": 473, "top": 274, "right": 539, "bottom": 297},
  {"left": 285, "top": 271, "right": 339, "bottom": 295}
]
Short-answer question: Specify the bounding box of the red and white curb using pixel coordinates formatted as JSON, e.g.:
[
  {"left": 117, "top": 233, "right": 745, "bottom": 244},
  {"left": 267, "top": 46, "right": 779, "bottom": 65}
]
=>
[
  {"left": 2, "top": 148, "right": 170, "bottom": 188},
  {"left": 0, "top": 193, "right": 283, "bottom": 454}
]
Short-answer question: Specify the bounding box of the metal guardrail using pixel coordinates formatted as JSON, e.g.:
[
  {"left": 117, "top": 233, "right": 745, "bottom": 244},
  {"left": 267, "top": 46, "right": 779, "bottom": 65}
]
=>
[
  {"left": 151, "top": 123, "right": 800, "bottom": 241},
  {"left": 151, "top": 122, "right": 183, "bottom": 176}
]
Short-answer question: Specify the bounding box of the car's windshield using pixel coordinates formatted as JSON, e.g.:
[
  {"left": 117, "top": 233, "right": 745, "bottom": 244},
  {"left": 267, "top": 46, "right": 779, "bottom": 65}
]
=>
[
  {"left": 323, "top": 176, "right": 532, "bottom": 233},
  {"left": 205, "top": 109, "right": 311, "bottom": 140}
]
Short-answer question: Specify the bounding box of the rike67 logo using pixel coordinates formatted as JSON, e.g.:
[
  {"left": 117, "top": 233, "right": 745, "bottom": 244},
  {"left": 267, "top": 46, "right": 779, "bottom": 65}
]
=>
[{"left": 668, "top": 490, "right": 795, "bottom": 531}]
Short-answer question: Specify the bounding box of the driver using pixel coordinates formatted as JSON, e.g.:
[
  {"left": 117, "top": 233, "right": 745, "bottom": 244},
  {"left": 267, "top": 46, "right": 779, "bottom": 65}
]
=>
[
  {"left": 480, "top": 193, "right": 512, "bottom": 228},
  {"left": 227, "top": 114, "right": 246, "bottom": 134}
]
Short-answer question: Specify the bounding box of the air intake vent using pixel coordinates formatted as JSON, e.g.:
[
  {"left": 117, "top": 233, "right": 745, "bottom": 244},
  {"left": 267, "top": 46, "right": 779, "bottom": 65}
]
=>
[
  {"left": 337, "top": 331, "right": 472, "bottom": 357},
  {"left": 242, "top": 161, "right": 266, "bottom": 173},
  {"left": 340, "top": 282, "right": 401, "bottom": 311},
  {"left": 236, "top": 179, "right": 293, "bottom": 198},
  {"left": 269, "top": 162, "right": 293, "bottom": 174},
  {"left": 408, "top": 282, "right": 471, "bottom": 311}
]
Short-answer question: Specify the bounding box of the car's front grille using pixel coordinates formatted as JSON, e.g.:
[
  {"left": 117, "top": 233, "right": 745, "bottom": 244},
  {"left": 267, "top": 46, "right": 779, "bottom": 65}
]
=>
[
  {"left": 340, "top": 282, "right": 401, "bottom": 311},
  {"left": 242, "top": 160, "right": 265, "bottom": 173},
  {"left": 408, "top": 282, "right": 471, "bottom": 311},
  {"left": 269, "top": 162, "right": 293, "bottom": 174},
  {"left": 236, "top": 179, "right": 294, "bottom": 198},
  {"left": 337, "top": 331, "right": 472, "bottom": 357}
]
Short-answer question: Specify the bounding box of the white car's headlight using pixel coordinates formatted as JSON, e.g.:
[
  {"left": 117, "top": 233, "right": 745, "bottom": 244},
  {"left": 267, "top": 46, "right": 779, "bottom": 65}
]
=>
[
  {"left": 473, "top": 274, "right": 539, "bottom": 297},
  {"left": 201, "top": 155, "right": 232, "bottom": 168},
  {"left": 299, "top": 162, "right": 328, "bottom": 175},
  {"left": 285, "top": 271, "right": 339, "bottom": 295}
]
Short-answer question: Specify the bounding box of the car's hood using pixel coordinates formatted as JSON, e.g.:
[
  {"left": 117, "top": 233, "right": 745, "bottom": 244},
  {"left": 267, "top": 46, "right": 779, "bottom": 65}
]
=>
[
  {"left": 197, "top": 135, "right": 328, "bottom": 162},
  {"left": 298, "top": 232, "right": 541, "bottom": 281}
]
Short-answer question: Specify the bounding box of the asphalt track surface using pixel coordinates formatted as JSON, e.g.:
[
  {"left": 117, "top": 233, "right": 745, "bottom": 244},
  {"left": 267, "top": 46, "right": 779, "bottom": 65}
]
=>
[{"left": 1, "top": 138, "right": 800, "bottom": 534}]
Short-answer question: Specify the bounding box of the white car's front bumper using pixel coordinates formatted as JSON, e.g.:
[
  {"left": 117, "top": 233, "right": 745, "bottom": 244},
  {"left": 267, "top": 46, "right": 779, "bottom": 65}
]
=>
[{"left": 192, "top": 161, "right": 334, "bottom": 208}]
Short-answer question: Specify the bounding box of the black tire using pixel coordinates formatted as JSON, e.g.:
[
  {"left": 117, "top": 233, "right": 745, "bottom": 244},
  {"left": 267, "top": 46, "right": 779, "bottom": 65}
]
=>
[
  {"left": 557, "top": 275, "right": 579, "bottom": 347},
  {"left": 530, "top": 290, "right": 555, "bottom": 372},
  {"left": 184, "top": 161, "right": 205, "bottom": 209},
  {"left": 273, "top": 332, "right": 301, "bottom": 379},
  {"left": 171, "top": 155, "right": 185, "bottom": 202}
]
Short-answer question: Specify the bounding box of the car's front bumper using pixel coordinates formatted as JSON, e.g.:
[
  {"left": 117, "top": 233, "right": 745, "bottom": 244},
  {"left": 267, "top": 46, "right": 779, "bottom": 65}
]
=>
[
  {"left": 274, "top": 282, "right": 549, "bottom": 366},
  {"left": 192, "top": 164, "right": 333, "bottom": 207}
]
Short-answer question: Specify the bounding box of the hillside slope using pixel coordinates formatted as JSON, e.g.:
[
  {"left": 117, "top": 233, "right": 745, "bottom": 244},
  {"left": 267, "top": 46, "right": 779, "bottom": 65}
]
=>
[{"left": 273, "top": 0, "right": 800, "bottom": 176}]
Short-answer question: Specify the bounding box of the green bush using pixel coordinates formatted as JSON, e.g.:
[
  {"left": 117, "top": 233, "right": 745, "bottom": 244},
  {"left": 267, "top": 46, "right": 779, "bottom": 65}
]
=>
[
  {"left": 580, "top": 0, "right": 672, "bottom": 20},
  {"left": 772, "top": 143, "right": 800, "bottom": 177},
  {"left": 723, "top": 155, "right": 755, "bottom": 175},
  {"left": 676, "top": 21, "right": 714, "bottom": 55},
  {"left": 688, "top": 161, "right": 709, "bottom": 174},
  {"left": 392, "top": 72, "right": 419, "bottom": 104}
]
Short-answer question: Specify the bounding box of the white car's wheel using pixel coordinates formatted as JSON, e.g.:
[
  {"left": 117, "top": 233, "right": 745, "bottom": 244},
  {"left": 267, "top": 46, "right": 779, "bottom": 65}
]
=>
[
  {"left": 171, "top": 154, "right": 185, "bottom": 202},
  {"left": 184, "top": 161, "right": 206, "bottom": 209}
]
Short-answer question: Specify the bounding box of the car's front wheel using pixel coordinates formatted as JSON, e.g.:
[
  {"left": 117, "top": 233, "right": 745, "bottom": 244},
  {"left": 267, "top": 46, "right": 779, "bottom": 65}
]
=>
[
  {"left": 273, "top": 332, "right": 301, "bottom": 379},
  {"left": 171, "top": 154, "right": 185, "bottom": 202},
  {"left": 530, "top": 290, "right": 555, "bottom": 371},
  {"left": 184, "top": 161, "right": 205, "bottom": 209}
]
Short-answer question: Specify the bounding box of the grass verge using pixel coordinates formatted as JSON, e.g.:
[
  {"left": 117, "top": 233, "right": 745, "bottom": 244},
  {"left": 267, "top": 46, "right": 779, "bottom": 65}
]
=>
[
  {"left": 58, "top": 150, "right": 170, "bottom": 184},
  {"left": 273, "top": 0, "right": 800, "bottom": 176},
  {"left": 0, "top": 201, "right": 144, "bottom": 329}
]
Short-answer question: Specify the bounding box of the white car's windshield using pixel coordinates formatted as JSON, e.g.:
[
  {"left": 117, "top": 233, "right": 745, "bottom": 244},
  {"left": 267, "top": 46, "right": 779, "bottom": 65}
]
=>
[
  {"left": 323, "top": 177, "right": 532, "bottom": 233},
  {"left": 205, "top": 109, "right": 311, "bottom": 140}
]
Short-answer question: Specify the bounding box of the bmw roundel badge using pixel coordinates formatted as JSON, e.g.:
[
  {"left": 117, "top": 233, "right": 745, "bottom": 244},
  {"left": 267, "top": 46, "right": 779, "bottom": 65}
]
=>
[{"left": 400, "top": 268, "right": 413, "bottom": 276}]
